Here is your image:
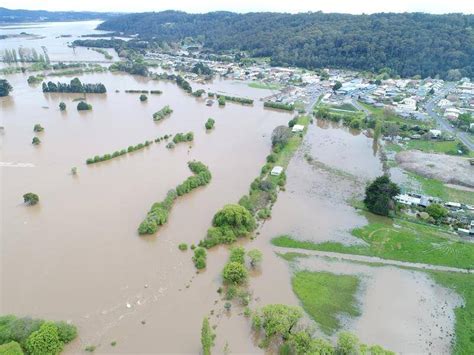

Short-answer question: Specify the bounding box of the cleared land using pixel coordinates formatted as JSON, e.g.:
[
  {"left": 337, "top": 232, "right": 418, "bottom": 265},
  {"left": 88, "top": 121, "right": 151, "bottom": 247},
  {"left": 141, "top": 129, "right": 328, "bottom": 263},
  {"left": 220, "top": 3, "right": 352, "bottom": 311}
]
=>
[
  {"left": 396, "top": 150, "right": 474, "bottom": 188},
  {"left": 292, "top": 271, "right": 360, "bottom": 334}
]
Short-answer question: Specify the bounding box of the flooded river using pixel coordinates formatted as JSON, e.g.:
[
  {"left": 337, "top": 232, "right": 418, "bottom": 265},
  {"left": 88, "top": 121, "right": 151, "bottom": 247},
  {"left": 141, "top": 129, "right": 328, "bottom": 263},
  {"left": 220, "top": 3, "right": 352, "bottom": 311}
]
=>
[{"left": 0, "top": 21, "right": 464, "bottom": 354}]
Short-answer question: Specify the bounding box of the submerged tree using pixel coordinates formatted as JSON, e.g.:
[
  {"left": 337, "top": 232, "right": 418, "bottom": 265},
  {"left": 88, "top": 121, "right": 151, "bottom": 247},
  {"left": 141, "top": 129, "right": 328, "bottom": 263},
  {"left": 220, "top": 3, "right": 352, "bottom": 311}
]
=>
[
  {"left": 23, "top": 192, "right": 39, "bottom": 206},
  {"left": 0, "top": 79, "right": 13, "bottom": 97}
]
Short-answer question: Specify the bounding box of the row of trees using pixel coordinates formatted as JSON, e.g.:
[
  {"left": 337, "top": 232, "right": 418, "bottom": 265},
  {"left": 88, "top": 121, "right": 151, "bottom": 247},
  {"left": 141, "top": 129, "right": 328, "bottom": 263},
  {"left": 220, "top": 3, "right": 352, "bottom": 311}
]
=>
[
  {"left": 264, "top": 101, "right": 295, "bottom": 111},
  {"left": 138, "top": 161, "right": 211, "bottom": 235},
  {"left": 42, "top": 78, "right": 106, "bottom": 93},
  {"left": 86, "top": 140, "right": 153, "bottom": 165},
  {"left": 2, "top": 47, "right": 50, "bottom": 64},
  {"left": 153, "top": 105, "right": 173, "bottom": 121}
]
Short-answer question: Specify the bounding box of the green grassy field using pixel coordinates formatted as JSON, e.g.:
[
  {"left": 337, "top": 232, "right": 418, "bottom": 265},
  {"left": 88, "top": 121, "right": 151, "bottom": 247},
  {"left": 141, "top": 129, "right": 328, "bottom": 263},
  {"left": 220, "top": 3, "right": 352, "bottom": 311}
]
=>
[
  {"left": 358, "top": 101, "right": 429, "bottom": 126},
  {"left": 292, "top": 271, "right": 361, "bottom": 334},
  {"left": 428, "top": 271, "right": 474, "bottom": 355},
  {"left": 248, "top": 82, "right": 282, "bottom": 90},
  {"left": 403, "top": 140, "right": 474, "bottom": 157},
  {"left": 272, "top": 218, "right": 474, "bottom": 269},
  {"left": 408, "top": 173, "right": 474, "bottom": 206}
]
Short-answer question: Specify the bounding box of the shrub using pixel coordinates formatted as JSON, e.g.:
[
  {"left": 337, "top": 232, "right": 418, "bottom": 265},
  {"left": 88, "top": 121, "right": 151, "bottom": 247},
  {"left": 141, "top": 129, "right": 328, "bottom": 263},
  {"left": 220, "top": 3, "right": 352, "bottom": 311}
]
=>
[
  {"left": 257, "top": 208, "right": 271, "bottom": 220},
  {"left": 193, "top": 247, "right": 207, "bottom": 269},
  {"left": 266, "top": 154, "right": 277, "bottom": 163},
  {"left": 178, "top": 243, "right": 188, "bottom": 251},
  {"left": 173, "top": 132, "right": 194, "bottom": 144},
  {"left": 59, "top": 102, "right": 66, "bottom": 111},
  {"left": 23, "top": 193, "right": 39, "bottom": 206},
  {"left": 222, "top": 262, "right": 248, "bottom": 285},
  {"left": 0, "top": 341, "right": 23, "bottom": 354},
  {"left": 201, "top": 318, "right": 215, "bottom": 355},
  {"left": 200, "top": 204, "right": 256, "bottom": 248},
  {"left": 25, "top": 322, "right": 63, "bottom": 355},
  {"left": 218, "top": 96, "right": 226, "bottom": 106},
  {"left": 153, "top": 105, "right": 173, "bottom": 121},
  {"left": 77, "top": 101, "right": 92, "bottom": 111},
  {"left": 55, "top": 321, "right": 77, "bottom": 344},
  {"left": 32, "top": 137, "right": 41, "bottom": 145},
  {"left": 33, "top": 124, "right": 44, "bottom": 132},
  {"left": 426, "top": 203, "right": 448, "bottom": 221},
  {"left": 247, "top": 249, "right": 263, "bottom": 268},
  {"left": 205, "top": 118, "right": 215, "bottom": 130},
  {"left": 139, "top": 94, "right": 148, "bottom": 101},
  {"left": 229, "top": 246, "right": 245, "bottom": 264},
  {"left": 271, "top": 126, "right": 292, "bottom": 148}
]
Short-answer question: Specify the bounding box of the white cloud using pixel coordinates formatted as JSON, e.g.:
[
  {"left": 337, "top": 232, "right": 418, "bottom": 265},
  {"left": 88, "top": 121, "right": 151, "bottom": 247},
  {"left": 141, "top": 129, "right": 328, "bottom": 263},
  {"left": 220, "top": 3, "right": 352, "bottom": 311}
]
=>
[{"left": 1, "top": 0, "right": 473, "bottom": 14}]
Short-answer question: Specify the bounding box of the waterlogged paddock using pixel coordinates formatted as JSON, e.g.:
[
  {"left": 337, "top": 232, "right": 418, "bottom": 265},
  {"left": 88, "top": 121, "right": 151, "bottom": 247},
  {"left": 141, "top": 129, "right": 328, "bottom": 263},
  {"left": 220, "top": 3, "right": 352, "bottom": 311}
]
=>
[
  {"left": 1, "top": 71, "right": 292, "bottom": 352},
  {"left": 291, "top": 256, "right": 462, "bottom": 354}
]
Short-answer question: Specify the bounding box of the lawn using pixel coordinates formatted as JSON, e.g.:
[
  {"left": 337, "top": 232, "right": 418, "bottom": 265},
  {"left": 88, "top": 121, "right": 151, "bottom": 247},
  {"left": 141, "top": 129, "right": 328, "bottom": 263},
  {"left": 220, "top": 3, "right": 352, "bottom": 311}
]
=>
[
  {"left": 408, "top": 173, "right": 474, "bottom": 206},
  {"left": 248, "top": 82, "right": 282, "bottom": 90},
  {"left": 358, "top": 101, "right": 429, "bottom": 126},
  {"left": 272, "top": 115, "right": 310, "bottom": 168},
  {"left": 404, "top": 140, "right": 474, "bottom": 157},
  {"left": 272, "top": 218, "right": 474, "bottom": 269},
  {"left": 428, "top": 271, "right": 474, "bottom": 355},
  {"left": 292, "top": 271, "right": 361, "bottom": 334}
]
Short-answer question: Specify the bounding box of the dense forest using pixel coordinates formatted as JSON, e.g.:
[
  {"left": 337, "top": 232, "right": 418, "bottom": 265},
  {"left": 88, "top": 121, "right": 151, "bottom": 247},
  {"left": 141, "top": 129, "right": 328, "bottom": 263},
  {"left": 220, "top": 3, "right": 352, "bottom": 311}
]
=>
[
  {"left": 98, "top": 11, "right": 474, "bottom": 79},
  {"left": 0, "top": 7, "right": 118, "bottom": 22}
]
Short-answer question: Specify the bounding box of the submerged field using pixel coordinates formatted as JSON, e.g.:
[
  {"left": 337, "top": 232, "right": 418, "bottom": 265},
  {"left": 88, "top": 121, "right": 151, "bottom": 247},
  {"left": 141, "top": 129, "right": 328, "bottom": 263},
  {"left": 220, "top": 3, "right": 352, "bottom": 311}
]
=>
[
  {"left": 291, "top": 271, "right": 361, "bottom": 334},
  {"left": 272, "top": 217, "right": 474, "bottom": 269}
]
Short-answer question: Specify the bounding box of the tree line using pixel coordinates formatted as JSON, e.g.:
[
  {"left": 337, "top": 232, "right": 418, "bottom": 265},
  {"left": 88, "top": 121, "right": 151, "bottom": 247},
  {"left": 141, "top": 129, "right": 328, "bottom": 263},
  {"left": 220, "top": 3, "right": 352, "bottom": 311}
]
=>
[
  {"left": 42, "top": 77, "right": 106, "bottom": 93},
  {"left": 98, "top": 11, "right": 474, "bottom": 79}
]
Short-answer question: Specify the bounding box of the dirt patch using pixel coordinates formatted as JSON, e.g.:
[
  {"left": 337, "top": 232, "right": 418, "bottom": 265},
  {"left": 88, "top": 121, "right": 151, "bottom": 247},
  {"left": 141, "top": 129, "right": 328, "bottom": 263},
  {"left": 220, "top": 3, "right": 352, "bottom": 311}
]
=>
[{"left": 395, "top": 150, "right": 474, "bottom": 188}]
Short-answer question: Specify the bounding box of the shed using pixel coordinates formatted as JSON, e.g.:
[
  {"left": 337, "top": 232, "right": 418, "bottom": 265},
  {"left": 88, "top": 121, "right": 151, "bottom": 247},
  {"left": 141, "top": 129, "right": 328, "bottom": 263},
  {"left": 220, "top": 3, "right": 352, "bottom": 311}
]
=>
[
  {"left": 270, "top": 166, "right": 283, "bottom": 176},
  {"left": 292, "top": 124, "right": 304, "bottom": 133}
]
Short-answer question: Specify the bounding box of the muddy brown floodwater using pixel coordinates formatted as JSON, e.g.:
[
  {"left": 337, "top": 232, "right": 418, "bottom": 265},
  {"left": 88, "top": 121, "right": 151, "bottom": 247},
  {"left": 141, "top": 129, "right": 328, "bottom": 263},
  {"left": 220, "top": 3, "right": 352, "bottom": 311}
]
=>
[
  {"left": 1, "top": 70, "right": 293, "bottom": 353},
  {"left": 0, "top": 21, "right": 464, "bottom": 355}
]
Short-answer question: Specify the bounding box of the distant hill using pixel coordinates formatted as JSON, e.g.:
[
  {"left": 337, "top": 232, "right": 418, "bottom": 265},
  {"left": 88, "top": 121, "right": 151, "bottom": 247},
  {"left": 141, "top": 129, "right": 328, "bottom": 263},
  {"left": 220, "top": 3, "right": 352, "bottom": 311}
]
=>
[
  {"left": 98, "top": 11, "right": 474, "bottom": 79},
  {"left": 0, "top": 7, "right": 120, "bottom": 23}
]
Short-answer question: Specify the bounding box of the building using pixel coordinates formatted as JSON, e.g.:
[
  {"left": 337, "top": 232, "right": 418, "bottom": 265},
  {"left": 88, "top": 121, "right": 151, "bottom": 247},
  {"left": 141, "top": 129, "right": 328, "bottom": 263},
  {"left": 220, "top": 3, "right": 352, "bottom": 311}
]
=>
[
  {"left": 270, "top": 166, "right": 283, "bottom": 176},
  {"left": 292, "top": 124, "right": 305, "bottom": 133}
]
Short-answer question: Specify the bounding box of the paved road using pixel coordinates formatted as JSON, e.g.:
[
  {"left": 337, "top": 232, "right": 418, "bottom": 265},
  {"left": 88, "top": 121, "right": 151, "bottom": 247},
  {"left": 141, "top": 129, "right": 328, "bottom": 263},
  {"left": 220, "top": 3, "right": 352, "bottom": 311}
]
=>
[
  {"left": 274, "top": 246, "right": 472, "bottom": 274},
  {"left": 424, "top": 83, "right": 474, "bottom": 151}
]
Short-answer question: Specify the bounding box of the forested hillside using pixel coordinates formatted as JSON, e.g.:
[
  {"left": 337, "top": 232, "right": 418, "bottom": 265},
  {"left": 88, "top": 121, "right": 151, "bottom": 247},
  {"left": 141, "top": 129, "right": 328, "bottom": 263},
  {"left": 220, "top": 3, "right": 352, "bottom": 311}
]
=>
[{"left": 98, "top": 11, "right": 474, "bottom": 79}]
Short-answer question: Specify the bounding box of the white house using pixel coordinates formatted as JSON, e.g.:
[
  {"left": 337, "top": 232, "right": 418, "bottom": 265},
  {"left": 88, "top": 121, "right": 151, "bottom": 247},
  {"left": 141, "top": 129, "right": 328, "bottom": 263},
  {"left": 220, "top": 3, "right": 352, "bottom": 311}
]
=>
[
  {"left": 270, "top": 166, "right": 283, "bottom": 176},
  {"left": 292, "top": 124, "right": 305, "bottom": 133}
]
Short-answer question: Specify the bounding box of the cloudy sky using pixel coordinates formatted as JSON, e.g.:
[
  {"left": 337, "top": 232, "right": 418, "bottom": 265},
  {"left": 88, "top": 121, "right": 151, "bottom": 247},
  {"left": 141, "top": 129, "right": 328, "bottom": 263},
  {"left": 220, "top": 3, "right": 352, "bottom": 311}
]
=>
[{"left": 2, "top": 0, "right": 473, "bottom": 14}]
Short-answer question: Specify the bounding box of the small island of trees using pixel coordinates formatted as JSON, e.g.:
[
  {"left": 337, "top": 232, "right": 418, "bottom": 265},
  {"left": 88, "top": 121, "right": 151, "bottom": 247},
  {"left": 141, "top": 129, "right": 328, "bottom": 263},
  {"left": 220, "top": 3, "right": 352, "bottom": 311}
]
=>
[
  {"left": 153, "top": 105, "right": 173, "bottom": 121},
  {"left": 0, "top": 79, "right": 13, "bottom": 97},
  {"left": 139, "top": 161, "right": 212, "bottom": 235},
  {"left": 33, "top": 124, "right": 44, "bottom": 132},
  {"left": 42, "top": 77, "right": 106, "bottom": 93},
  {"left": 32, "top": 137, "right": 41, "bottom": 145},
  {"left": 173, "top": 132, "right": 194, "bottom": 144},
  {"left": 77, "top": 101, "right": 92, "bottom": 111},
  {"left": 59, "top": 102, "right": 66, "bottom": 111},
  {"left": 205, "top": 118, "right": 215, "bottom": 130},
  {"left": 139, "top": 94, "right": 148, "bottom": 102},
  {"left": 23, "top": 192, "right": 39, "bottom": 205}
]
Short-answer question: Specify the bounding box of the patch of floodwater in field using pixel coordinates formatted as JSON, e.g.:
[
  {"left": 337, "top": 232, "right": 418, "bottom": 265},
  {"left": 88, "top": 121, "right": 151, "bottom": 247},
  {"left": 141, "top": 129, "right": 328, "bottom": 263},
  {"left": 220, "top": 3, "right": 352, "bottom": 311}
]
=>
[
  {"left": 291, "top": 256, "right": 461, "bottom": 354},
  {"left": 1, "top": 71, "right": 292, "bottom": 353},
  {"left": 257, "top": 119, "right": 384, "bottom": 245}
]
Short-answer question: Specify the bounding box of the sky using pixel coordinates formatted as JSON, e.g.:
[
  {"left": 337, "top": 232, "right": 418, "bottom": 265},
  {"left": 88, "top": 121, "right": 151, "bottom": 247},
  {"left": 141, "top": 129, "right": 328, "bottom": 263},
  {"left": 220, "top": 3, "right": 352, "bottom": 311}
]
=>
[{"left": 2, "top": 0, "right": 473, "bottom": 14}]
